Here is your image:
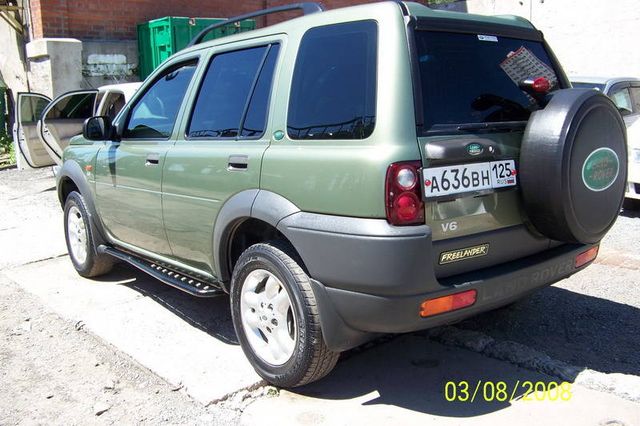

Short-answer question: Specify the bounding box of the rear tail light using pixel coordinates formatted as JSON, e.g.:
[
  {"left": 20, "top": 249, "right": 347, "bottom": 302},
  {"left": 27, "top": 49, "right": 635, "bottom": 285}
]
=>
[
  {"left": 386, "top": 161, "right": 424, "bottom": 226},
  {"left": 575, "top": 246, "right": 599, "bottom": 268},
  {"left": 420, "top": 289, "right": 477, "bottom": 317}
]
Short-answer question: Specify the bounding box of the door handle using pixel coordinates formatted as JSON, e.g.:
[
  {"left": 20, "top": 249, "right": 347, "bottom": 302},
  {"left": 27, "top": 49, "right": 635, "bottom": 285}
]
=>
[
  {"left": 228, "top": 155, "right": 248, "bottom": 171},
  {"left": 145, "top": 153, "right": 160, "bottom": 166}
]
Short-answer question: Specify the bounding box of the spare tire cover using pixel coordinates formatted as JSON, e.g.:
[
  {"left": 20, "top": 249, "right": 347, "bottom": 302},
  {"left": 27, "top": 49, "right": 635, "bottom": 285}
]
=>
[{"left": 520, "top": 89, "right": 627, "bottom": 244}]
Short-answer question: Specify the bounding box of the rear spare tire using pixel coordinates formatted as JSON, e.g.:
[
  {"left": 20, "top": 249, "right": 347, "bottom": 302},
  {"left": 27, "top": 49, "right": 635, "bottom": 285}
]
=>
[{"left": 520, "top": 89, "right": 627, "bottom": 244}]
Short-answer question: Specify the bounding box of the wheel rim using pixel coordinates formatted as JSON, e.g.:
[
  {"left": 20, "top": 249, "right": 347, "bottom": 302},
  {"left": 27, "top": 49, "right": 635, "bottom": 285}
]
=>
[
  {"left": 67, "top": 205, "right": 88, "bottom": 265},
  {"left": 240, "top": 269, "right": 297, "bottom": 366}
]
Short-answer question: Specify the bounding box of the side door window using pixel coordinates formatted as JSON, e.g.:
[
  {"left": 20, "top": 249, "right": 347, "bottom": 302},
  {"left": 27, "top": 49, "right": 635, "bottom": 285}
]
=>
[
  {"left": 40, "top": 90, "right": 97, "bottom": 163},
  {"left": 124, "top": 62, "right": 197, "bottom": 139},
  {"left": 609, "top": 87, "right": 633, "bottom": 116},
  {"left": 187, "top": 44, "right": 280, "bottom": 139},
  {"left": 99, "top": 92, "right": 127, "bottom": 121},
  {"left": 629, "top": 86, "right": 640, "bottom": 115},
  {"left": 287, "top": 21, "right": 377, "bottom": 140}
]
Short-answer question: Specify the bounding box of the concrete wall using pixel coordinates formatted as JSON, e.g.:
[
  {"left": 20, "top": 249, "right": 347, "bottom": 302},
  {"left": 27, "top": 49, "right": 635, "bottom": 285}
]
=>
[
  {"left": 436, "top": 0, "right": 640, "bottom": 78},
  {"left": 25, "top": 38, "right": 83, "bottom": 98},
  {"left": 82, "top": 40, "right": 139, "bottom": 88}
]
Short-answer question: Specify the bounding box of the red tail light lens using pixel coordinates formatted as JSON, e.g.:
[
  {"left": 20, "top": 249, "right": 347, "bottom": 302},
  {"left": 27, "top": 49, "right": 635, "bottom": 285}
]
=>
[
  {"left": 532, "top": 77, "right": 551, "bottom": 93},
  {"left": 386, "top": 161, "right": 425, "bottom": 226}
]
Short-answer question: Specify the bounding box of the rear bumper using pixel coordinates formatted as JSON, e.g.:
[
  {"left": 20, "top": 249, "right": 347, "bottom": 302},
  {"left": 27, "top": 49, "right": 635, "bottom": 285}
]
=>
[{"left": 278, "top": 212, "right": 595, "bottom": 351}]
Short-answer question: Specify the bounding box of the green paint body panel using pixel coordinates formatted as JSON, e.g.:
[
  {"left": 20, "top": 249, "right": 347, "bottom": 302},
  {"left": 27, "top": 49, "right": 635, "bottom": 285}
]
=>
[{"left": 62, "top": 1, "right": 558, "bottom": 282}]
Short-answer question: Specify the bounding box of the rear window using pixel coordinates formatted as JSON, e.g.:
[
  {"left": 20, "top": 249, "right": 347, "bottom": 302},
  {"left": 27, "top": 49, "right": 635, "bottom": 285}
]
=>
[{"left": 415, "top": 31, "right": 560, "bottom": 132}]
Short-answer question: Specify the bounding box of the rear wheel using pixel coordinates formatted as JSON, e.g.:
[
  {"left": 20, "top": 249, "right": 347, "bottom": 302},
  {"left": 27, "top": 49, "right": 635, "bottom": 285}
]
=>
[
  {"left": 64, "top": 191, "right": 113, "bottom": 277},
  {"left": 230, "top": 241, "right": 339, "bottom": 387}
]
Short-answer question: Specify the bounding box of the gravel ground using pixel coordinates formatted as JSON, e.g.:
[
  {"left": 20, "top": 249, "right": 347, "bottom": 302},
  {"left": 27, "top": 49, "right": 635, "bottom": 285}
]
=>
[{"left": 0, "top": 274, "right": 241, "bottom": 425}]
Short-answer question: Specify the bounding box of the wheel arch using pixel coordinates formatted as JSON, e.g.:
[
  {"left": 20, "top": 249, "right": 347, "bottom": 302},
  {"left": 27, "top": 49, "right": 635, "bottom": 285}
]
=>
[
  {"left": 56, "top": 160, "right": 108, "bottom": 247},
  {"left": 213, "top": 190, "right": 302, "bottom": 290}
]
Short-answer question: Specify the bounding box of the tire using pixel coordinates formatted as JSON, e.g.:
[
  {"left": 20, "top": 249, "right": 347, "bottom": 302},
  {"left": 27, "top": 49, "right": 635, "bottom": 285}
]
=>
[
  {"left": 230, "top": 241, "right": 339, "bottom": 387},
  {"left": 520, "top": 89, "right": 627, "bottom": 244},
  {"left": 63, "top": 191, "right": 114, "bottom": 278}
]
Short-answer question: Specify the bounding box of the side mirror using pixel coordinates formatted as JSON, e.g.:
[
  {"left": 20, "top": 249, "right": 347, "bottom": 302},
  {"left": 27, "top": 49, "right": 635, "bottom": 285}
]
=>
[{"left": 83, "top": 116, "right": 116, "bottom": 141}]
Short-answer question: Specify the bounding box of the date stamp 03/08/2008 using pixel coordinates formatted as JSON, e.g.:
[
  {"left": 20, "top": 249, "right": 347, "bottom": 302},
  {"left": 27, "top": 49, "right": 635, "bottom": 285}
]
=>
[{"left": 444, "top": 380, "right": 573, "bottom": 403}]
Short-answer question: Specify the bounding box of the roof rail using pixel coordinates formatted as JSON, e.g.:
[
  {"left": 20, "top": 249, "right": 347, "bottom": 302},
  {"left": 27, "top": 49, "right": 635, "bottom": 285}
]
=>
[{"left": 187, "top": 2, "right": 325, "bottom": 48}]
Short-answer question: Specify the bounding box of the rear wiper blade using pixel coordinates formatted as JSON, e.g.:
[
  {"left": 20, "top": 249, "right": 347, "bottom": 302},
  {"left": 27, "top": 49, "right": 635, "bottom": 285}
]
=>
[{"left": 455, "top": 121, "right": 527, "bottom": 131}]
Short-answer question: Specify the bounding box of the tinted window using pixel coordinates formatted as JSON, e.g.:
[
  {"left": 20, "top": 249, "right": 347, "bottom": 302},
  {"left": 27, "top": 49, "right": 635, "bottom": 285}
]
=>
[
  {"left": 101, "top": 92, "right": 126, "bottom": 120},
  {"left": 628, "top": 87, "right": 640, "bottom": 114},
  {"left": 241, "top": 45, "right": 280, "bottom": 137},
  {"left": 45, "top": 93, "right": 95, "bottom": 120},
  {"left": 20, "top": 96, "right": 49, "bottom": 123},
  {"left": 415, "top": 31, "right": 560, "bottom": 131},
  {"left": 610, "top": 88, "right": 633, "bottom": 114},
  {"left": 188, "top": 46, "right": 275, "bottom": 138},
  {"left": 287, "top": 21, "right": 377, "bottom": 140},
  {"left": 125, "top": 62, "right": 197, "bottom": 139}
]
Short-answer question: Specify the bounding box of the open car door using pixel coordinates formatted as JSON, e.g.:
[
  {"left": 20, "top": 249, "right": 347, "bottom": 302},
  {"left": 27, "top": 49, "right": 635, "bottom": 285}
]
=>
[
  {"left": 38, "top": 89, "right": 98, "bottom": 165},
  {"left": 14, "top": 92, "right": 53, "bottom": 168}
]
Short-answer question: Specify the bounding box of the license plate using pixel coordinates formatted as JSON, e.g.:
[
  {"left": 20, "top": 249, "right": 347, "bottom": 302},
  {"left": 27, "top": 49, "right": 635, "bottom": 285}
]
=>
[{"left": 423, "top": 160, "right": 517, "bottom": 199}]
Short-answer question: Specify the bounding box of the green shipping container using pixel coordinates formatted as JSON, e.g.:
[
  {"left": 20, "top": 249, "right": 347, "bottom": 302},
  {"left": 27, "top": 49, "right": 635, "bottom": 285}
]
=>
[{"left": 137, "top": 17, "right": 256, "bottom": 79}]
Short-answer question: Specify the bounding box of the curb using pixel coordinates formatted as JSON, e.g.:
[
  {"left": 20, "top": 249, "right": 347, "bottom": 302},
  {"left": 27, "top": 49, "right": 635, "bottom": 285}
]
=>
[{"left": 423, "top": 326, "right": 640, "bottom": 403}]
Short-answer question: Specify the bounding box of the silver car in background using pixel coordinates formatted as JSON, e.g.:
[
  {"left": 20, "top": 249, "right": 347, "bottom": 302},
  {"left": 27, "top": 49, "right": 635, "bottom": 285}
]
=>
[{"left": 571, "top": 77, "right": 640, "bottom": 206}]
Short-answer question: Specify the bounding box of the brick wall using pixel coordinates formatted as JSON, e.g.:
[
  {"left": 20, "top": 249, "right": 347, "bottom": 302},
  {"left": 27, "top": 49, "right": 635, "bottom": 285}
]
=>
[{"left": 29, "top": 0, "right": 382, "bottom": 41}]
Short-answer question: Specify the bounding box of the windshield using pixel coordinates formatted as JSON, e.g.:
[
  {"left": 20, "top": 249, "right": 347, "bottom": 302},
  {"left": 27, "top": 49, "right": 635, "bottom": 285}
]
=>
[{"left": 415, "top": 31, "right": 560, "bottom": 132}]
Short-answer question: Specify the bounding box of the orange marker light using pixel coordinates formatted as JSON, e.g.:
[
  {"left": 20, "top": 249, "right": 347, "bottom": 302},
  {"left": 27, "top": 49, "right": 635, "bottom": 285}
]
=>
[
  {"left": 575, "top": 246, "right": 599, "bottom": 268},
  {"left": 85, "top": 165, "right": 93, "bottom": 172},
  {"left": 420, "top": 289, "right": 477, "bottom": 318}
]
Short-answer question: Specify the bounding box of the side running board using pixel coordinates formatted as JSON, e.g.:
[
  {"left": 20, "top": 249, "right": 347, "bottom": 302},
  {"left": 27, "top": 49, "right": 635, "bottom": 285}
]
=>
[{"left": 98, "top": 245, "right": 224, "bottom": 297}]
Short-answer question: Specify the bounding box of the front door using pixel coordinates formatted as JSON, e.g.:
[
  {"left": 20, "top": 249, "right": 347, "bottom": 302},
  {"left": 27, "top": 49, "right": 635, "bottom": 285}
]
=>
[
  {"left": 95, "top": 60, "right": 199, "bottom": 257},
  {"left": 39, "top": 90, "right": 97, "bottom": 165},
  {"left": 14, "top": 93, "right": 52, "bottom": 168}
]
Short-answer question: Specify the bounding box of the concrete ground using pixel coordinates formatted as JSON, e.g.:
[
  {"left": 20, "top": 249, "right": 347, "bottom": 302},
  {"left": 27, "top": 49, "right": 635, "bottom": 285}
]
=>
[{"left": 0, "top": 167, "right": 639, "bottom": 425}]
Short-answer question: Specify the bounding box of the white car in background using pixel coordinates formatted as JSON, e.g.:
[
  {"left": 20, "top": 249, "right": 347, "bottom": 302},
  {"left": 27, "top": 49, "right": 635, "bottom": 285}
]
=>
[
  {"left": 13, "top": 82, "right": 141, "bottom": 169},
  {"left": 571, "top": 77, "right": 640, "bottom": 206}
]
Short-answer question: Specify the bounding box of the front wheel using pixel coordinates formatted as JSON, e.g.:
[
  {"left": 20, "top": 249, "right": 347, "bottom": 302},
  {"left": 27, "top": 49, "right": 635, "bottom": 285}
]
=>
[
  {"left": 63, "top": 191, "right": 113, "bottom": 277},
  {"left": 230, "top": 241, "right": 339, "bottom": 387}
]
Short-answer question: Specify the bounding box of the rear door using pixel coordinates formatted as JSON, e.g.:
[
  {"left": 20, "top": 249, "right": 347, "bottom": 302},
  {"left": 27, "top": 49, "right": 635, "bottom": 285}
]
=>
[
  {"left": 162, "top": 41, "right": 281, "bottom": 274},
  {"left": 14, "top": 93, "right": 52, "bottom": 168},
  {"left": 38, "top": 90, "right": 97, "bottom": 165}
]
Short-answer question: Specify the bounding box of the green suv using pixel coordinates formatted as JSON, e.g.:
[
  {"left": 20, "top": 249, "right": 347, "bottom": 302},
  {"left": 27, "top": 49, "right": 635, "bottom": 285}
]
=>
[{"left": 56, "top": 1, "right": 627, "bottom": 387}]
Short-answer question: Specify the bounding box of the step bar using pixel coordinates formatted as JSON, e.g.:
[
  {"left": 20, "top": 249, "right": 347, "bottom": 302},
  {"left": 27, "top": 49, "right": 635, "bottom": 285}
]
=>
[{"left": 98, "top": 245, "right": 224, "bottom": 297}]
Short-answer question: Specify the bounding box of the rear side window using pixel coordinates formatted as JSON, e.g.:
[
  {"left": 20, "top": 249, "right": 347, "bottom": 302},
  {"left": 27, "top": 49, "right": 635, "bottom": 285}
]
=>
[
  {"left": 188, "top": 44, "right": 280, "bottom": 139},
  {"left": 287, "top": 21, "right": 377, "bottom": 140},
  {"left": 415, "top": 31, "right": 560, "bottom": 132}
]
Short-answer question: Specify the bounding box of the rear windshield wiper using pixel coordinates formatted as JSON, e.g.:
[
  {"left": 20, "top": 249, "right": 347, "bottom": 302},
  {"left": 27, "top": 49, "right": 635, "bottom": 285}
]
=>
[
  {"left": 425, "top": 121, "right": 527, "bottom": 135},
  {"left": 456, "top": 122, "right": 527, "bottom": 131}
]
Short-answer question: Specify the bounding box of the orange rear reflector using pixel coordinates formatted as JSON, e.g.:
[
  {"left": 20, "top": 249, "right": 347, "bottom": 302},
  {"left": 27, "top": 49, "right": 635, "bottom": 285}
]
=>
[
  {"left": 420, "top": 289, "right": 477, "bottom": 318},
  {"left": 575, "top": 246, "right": 599, "bottom": 268}
]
